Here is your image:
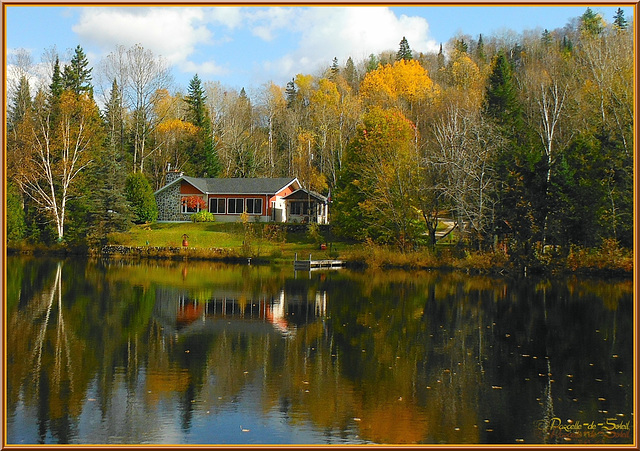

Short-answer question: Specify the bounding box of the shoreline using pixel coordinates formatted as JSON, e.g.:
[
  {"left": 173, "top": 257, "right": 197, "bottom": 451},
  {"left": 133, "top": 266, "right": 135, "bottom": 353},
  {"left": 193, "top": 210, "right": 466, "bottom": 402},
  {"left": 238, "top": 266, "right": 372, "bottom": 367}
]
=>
[{"left": 6, "top": 243, "right": 633, "bottom": 279}]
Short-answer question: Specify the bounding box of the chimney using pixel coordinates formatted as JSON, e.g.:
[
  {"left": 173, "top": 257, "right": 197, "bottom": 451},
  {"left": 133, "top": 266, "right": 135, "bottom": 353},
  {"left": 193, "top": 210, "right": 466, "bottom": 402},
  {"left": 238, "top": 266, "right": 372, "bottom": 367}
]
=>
[{"left": 165, "top": 169, "right": 184, "bottom": 185}]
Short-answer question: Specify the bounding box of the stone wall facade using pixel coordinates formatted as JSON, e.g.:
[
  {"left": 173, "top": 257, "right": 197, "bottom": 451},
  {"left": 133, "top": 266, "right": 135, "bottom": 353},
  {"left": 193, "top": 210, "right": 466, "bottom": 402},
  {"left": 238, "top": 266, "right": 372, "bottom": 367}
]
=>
[{"left": 156, "top": 182, "right": 191, "bottom": 222}]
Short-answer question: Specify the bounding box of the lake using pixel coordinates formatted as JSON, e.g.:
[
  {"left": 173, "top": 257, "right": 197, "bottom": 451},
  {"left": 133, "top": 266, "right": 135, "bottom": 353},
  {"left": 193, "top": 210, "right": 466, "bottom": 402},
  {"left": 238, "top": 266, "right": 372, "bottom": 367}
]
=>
[{"left": 4, "top": 256, "right": 634, "bottom": 445}]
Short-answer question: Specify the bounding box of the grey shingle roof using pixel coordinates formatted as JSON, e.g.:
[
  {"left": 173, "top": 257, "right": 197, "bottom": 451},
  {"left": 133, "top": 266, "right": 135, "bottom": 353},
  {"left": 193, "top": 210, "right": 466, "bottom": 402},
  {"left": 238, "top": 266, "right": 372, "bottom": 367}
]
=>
[{"left": 182, "top": 176, "right": 298, "bottom": 195}]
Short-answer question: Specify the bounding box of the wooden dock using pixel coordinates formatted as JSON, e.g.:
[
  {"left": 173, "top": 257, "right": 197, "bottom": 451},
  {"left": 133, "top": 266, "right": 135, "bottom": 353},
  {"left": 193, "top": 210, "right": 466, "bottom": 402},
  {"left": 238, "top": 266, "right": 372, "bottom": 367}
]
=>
[{"left": 294, "top": 254, "right": 344, "bottom": 270}]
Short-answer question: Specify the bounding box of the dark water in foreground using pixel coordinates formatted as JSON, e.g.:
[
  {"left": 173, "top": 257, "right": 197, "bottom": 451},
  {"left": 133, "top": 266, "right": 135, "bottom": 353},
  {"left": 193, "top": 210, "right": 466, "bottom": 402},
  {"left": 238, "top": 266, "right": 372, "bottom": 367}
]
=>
[{"left": 4, "top": 256, "right": 634, "bottom": 445}]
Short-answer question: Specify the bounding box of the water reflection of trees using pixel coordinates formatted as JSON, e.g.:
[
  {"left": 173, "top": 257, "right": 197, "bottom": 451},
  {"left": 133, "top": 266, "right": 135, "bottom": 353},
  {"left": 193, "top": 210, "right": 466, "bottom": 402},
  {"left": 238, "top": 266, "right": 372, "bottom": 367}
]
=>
[{"left": 5, "top": 258, "right": 633, "bottom": 444}]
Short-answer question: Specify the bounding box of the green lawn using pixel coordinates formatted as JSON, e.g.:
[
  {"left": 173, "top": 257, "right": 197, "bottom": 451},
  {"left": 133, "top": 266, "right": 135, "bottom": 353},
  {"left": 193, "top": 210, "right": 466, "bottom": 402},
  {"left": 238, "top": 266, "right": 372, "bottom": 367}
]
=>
[{"left": 106, "top": 222, "right": 348, "bottom": 262}]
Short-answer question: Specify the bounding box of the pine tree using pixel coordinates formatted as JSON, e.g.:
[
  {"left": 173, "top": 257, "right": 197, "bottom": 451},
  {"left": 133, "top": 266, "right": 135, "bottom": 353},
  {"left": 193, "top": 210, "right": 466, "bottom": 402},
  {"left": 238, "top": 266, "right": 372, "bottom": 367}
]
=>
[
  {"left": 63, "top": 45, "right": 93, "bottom": 96},
  {"left": 613, "top": 8, "right": 627, "bottom": 30},
  {"left": 541, "top": 29, "right": 552, "bottom": 47},
  {"left": 396, "top": 36, "right": 413, "bottom": 61}
]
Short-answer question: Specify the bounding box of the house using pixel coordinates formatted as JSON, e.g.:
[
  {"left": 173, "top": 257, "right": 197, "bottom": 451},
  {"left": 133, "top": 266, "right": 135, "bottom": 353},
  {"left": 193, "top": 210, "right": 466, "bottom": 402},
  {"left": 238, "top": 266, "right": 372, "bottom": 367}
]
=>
[{"left": 154, "top": 171, "right": 329, "bottom": 224}]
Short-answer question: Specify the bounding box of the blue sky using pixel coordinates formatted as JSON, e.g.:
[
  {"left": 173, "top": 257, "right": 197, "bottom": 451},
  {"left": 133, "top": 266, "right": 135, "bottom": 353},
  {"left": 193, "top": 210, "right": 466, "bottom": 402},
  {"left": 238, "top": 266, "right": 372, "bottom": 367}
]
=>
[{"left": 5, "top": 5, "right": 634, "bottom": 102}]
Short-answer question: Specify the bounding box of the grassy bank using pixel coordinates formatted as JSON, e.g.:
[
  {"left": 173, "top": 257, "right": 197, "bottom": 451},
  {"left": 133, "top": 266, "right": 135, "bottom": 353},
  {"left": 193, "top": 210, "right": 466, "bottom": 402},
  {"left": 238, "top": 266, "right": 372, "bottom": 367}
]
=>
[
  {"left": 104, "top": 221, "right": 351, "bottom": 264},
  {"left": 8, "top": 222, "right": 632, "bottom": 277}
]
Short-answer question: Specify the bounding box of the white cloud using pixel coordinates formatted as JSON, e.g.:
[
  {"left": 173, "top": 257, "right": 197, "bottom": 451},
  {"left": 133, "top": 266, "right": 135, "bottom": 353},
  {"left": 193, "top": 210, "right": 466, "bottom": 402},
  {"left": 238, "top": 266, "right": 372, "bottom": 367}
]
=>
[
  {"left": 258, "top": 7, "right": 439, "bottom": 82},
  {"left": 73, "top": 7, "right": 213, "bottom": 68}
]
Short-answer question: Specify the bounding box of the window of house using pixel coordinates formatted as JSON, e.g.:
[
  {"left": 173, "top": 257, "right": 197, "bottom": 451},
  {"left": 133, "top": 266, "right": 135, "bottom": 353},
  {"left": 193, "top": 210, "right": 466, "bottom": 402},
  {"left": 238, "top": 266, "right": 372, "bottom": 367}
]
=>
[
  {"left": 291, "top": 201, "right": 309, "bottom": 216},
  {"left": 246, "top": 198, "right": 263, "bottom": 215},
  {"left": 227, "top": 198, "right": 244, "bottom": 214},
  {"left": 182, "top": 196, "right": 204, "bottom": 214},
  {"left": 209, "top": 198, "right": 226, "bottom": 214}
]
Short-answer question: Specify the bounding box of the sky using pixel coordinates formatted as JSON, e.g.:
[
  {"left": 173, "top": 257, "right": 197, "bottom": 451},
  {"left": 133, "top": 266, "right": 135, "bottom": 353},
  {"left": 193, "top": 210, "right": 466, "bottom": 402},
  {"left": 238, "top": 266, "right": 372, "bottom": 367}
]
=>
[{"left": 4, "top": 4, "right": 634, "bottom": 103}]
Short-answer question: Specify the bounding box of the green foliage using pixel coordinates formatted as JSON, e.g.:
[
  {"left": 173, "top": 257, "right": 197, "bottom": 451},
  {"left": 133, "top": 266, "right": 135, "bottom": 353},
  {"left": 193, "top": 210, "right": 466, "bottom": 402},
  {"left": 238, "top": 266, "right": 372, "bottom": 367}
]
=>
[
  {"left": 125, "top": 173, "right": 158, "bottom": 224},
  {"left": 580, "top": 7, "right": 604, "bottom": 36},
  {"left": 613, "top": 8, "right": 628, "bottom": 30},
  {"left": 6, "top": 182, "right": 25, "bottom": 242},
  {"left": 63, "top": 45, "right": 93, "bottom": 96},
  {"left": 396, "top": 36, "right": 413, "bottom": 61},
  {"left": 191, "top": 211, "right": 216, "bottom": 223}
]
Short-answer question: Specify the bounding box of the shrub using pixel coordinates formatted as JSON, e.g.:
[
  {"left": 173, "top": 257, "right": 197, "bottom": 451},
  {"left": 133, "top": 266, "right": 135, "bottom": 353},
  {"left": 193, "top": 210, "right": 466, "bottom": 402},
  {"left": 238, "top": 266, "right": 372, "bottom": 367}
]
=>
[
  {"left": 125, "top": 173, "right": 158, "bottom": 223},
  {"left": 191, "top": 211, "right": 215, "bottom": 223}
]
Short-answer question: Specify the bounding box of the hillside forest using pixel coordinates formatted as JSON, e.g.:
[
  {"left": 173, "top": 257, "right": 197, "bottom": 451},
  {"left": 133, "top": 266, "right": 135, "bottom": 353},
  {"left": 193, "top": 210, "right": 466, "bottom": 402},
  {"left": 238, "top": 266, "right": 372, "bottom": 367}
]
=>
[{"left": 5, "top": 8, "right": 634, "bottom": 263}]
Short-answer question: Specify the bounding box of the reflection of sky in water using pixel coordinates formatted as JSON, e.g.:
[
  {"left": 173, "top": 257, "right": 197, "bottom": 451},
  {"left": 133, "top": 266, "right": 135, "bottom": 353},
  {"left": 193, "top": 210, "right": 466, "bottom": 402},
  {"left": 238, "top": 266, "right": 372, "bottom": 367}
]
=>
[{"left": 5, "top": 258, "right": 634, "bottom": 445}]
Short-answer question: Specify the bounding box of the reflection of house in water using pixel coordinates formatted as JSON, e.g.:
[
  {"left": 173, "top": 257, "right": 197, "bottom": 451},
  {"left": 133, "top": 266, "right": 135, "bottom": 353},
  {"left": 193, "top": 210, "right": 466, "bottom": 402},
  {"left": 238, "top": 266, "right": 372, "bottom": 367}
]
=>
[{"left": 153, "top": 287, "right": 327, "bottom": 338}]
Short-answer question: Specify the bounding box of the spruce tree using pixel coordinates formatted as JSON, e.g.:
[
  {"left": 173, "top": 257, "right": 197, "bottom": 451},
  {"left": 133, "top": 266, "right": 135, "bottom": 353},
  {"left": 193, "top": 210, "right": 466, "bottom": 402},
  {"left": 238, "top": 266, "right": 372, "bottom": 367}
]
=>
[
  {"left": 184, "top": 74, "right": 221, "bottom": 177},
  {"left": 396, "top": 36, "right": 413, "bottom": 61},
  {"left": 63, "top": 45, "right": 93, "bottom": 96},
  {"left": 185, "top": 74, "right": 207, "bottom": 127},
  {"left": 476, "top": 34, "right": 486, "bottom": 62},
  {"left": 613, "top": 8, "right": 627, "bottom": 30},
  {"left": 541, "top": 29, "right": 552, "bottom": 47},
  {"left": 49, "top": 57, "right": 64, "bottom": 99}
]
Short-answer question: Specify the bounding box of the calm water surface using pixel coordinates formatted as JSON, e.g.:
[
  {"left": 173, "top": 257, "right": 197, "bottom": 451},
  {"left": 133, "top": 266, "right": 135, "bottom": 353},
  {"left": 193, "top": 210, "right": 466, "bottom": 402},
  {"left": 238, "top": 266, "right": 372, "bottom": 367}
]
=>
[{"left": 5, "top": 256, "right": 634, "bottom": 445}]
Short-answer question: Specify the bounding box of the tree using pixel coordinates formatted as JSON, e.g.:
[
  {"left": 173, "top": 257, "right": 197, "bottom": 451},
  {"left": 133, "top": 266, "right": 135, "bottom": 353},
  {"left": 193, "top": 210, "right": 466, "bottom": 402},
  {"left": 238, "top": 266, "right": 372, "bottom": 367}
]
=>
[
  {"left": 121, "top": 44, "right": 173, "bottom": 173},
  {"left": 19, "top": 90, "right": 101, "bottom": 242},
  {"left": 6, "top": 181, "right": 26, "bottom": 242},
  {"left": 613, "top": 8, "right": 627, "bottom": 30},
  {"left": 124, "top": 172, "right": 158, "bottom": 223},
  {"left": 580, "top": 7, "right": 604, "bottom": 36},
  {"left": 344, "top": 57, "right": 358, "bottom": 91},
  {"left": 7, "top": 75, "right": 32, "bottom": 133},
  {"left": 396, "top": 37, "right": 413, "bottom": 61},
  {"left": 476, "top": 34, "right": 486, "bottom": 63},
  {"left": 334, "top": 107, "right": 419, "bottom": 249},
  {"left": 63, "top": 45, "right": 93, "bottom": 96},
  {"left": 184, "top": 74, "right": 220, "bottom": 177}
]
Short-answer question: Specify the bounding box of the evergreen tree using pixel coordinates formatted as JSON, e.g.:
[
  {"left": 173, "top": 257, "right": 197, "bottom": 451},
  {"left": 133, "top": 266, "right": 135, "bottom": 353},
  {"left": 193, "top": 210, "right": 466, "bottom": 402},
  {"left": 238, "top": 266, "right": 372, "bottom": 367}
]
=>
[
  {"left": 344, "top": 57, "right": 358, "bottom": 90},
  {"left": 285, "top": 78, "right": 297, "bottom": 106},
  {"left": 49, "top": 57, "right": 64, "bottom": 100},
  {"left": 454, "top": 39, "right": 468, "bottom": 53},
  {"left": 366, "top": 53, "right": 379, "bottom": 72},
  {"left": 63, "top": 45, "right": 93, "bottom": 96},
  {"left": 396, "top": 36, "right": 413, "bottom": 61},
  {"left": 184, "top": 74, "right": 221, "bottom": 177},
  {"left": 541, "top": 29, "right": 552, "bottom": 47},
  {"left": 330, "top": 57, "right": 339, "bottom": 79},
  {"left": 613, "top": 8, "right": 627, "bottom": 30},
  {"left": 125, "top": 172, "right": 158, "bottom": 224},
  {"left": 8, "top": 75, "right": 31, "bottom": 132},
  {"left": 483, "top": 51, "right": 522, "bottom": 131},
  {"left": 6, "top": 181, "right": 26, "bottom": 242},
  {"left": 484, "top": 51, "right": 540, "bottom": 260},
  {"left": 476, "top": 34, "right": 486, "bottom": 62},
  {"left": 184, "top": 74, "right": 207, "bottom": 127},
  {"left": 580, "top": 7, "right": 604, "bottom": 35},
  {"left": 437, "top": 44, "right": 445, "bottom": 70}
]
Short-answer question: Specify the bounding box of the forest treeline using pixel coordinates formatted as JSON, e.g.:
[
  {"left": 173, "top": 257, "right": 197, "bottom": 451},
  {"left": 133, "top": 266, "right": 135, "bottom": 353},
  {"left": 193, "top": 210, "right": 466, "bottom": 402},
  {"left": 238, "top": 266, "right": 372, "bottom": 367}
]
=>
[{"left": 5, "top": 8, "right": 634, "bottom": 263}]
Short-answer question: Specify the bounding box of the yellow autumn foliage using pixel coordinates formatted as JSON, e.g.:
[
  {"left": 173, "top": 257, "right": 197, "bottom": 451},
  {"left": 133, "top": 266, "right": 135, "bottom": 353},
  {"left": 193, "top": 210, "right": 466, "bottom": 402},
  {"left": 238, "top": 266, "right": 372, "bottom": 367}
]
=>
[{"left": 360, "top": 59, "right": 438, "bottom": 107}]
